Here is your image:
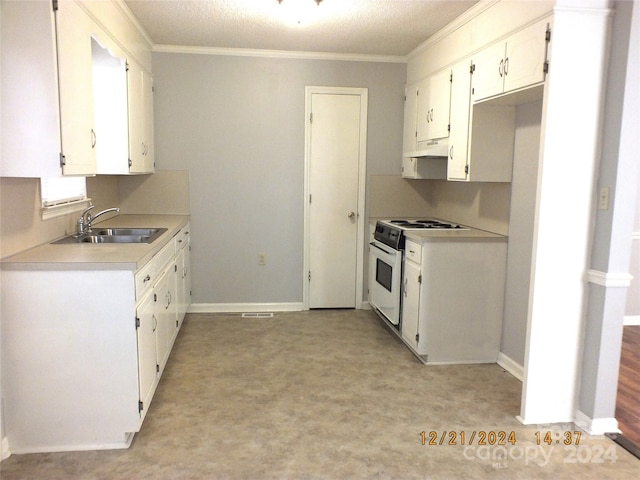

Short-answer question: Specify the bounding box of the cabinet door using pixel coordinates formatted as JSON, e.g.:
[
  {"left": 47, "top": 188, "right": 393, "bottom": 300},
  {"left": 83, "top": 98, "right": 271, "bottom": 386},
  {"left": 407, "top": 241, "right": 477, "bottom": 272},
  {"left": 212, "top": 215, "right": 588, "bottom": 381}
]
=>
[
  {"left": 136, "top": 290, "right": 157, "bottom": 421},
  {"left": 401, "top": 261, "right": 421, "bottom": 350},
  {"left": 447, "top": 60, "right": 473, "bottom": 181},
  {"left": 93, "top": 37, "right": 129, "bottom": 174},
  {"left": 154, "top": 269, "right": 173, "bottom": 374},
  {"left": 415, "top": 77, "right": 431, "bottom": 144},
  {"left": 503, "top": 20, "right": 548, "bottom": 93},
  {"left": 402, "top": 83, "right": 419, "bottom": 155},
  {"left": 142, "top": 70, "right": 155, "bottom": 172},
  {"left": 56, "top": 0, "right": 97, "bottom": 175},
  {"left": 427, "top": 69, "right": 452, "bottom": 141},
  {"left": 127, "top": 62, "right": 155, "bottom": 174},
  {"left": 1, "top": 0, "right": 61, "bottom": 177},
  {"left": 471, "top": 41, "right": 506, "bottom": 102}
]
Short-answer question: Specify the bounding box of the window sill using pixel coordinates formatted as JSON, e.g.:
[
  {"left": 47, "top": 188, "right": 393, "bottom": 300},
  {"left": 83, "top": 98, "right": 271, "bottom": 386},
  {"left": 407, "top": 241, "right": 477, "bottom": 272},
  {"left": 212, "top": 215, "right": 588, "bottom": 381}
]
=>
[{"left": 41, "top": 198, "right": 92, "bottom": 221}]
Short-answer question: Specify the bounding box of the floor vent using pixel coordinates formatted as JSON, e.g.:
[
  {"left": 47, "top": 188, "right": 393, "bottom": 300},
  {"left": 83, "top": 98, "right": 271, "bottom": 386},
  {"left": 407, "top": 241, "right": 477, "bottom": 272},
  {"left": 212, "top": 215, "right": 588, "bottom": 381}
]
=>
[{"left": 241, "top": 312, "right": 274, "bottom": 318}]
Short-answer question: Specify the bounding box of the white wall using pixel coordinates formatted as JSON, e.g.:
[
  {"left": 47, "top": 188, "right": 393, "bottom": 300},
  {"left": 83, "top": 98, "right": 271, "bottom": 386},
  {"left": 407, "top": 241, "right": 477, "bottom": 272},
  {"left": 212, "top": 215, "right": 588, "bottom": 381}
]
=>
[{"left": 152, "top": 53, "right": 406, "bottom": 306}]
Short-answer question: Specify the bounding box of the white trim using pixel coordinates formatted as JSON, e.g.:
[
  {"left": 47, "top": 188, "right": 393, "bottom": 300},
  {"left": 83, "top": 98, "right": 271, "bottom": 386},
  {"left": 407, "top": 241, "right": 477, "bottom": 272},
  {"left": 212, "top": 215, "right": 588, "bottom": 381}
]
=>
[
  {"left": 188, "top": 303, "right": 304, "bottom": 314},
  {"left": 153, "top": 44, "right": 406, "bottom": 64},
  {"left": 624, "top": 315, "right": 640, "bottom": 326},
  {"left": 632, "top": 231, "right": 640, "bottom": 240},
  {"left": 1, "top": 437, "right": 10, "bottom": 461},
  {"left": 407, "top": 0, "right": 502, "bottom": 60},
  {"left": 586, "top": 269, "right": 634, "bottom": 287},
  {"left": 497, "top": 352, "right": 524, "bottom": 382},
  {"left": 303, "top": 86, "right": 368, "bottom": 311},
  {"left": 41, "top": 198, "right": 92, "bottom": 221},
  {"left": 574, "top": 410, "right": 620, "bottom": 436}
]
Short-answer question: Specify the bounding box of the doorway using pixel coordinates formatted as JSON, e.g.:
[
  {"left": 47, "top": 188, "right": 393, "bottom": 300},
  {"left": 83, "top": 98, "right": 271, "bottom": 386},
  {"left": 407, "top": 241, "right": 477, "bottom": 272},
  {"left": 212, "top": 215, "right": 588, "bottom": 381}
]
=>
[{"left": 303, "top": 87, "right": 368, "bottom": 309}]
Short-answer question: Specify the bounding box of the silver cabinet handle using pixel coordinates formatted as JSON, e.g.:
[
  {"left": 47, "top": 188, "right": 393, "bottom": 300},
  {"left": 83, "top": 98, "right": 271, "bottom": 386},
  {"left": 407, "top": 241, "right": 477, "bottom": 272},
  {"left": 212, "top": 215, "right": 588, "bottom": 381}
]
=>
[
  {"left": 91, "top": 129, "right": 96, "bottom": 148},
  {"left": 143, "top": 274, "right": 151, "bottom": 284},
  {"left": 347, "top": 211, "right": 355, "bottom": 218}
]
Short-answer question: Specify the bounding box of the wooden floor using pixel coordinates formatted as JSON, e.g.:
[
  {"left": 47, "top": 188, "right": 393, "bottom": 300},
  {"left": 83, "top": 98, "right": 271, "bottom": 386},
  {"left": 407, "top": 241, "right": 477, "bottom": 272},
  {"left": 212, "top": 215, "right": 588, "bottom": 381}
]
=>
[{"left": 616, "top": 325, "right": 640, "bottom": 449}]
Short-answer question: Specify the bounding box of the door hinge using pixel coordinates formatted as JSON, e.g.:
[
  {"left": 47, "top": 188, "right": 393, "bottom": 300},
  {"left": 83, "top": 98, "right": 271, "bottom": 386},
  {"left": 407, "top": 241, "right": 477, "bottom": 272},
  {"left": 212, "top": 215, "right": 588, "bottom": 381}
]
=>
[
  {"left": 138, "top": 401, "right": 144, "bottom": 413},
  {"left": 309, "top": 194, "right": 312, "bottom": 204},
  {"left": 308, "top": 271, "right": 311, "bottom": 282},
  {"left": 175, "top": 264, "right": 178, "bottom": 273},
  {"left": 418, "top": 274, "right": 422, "bottom": 284},
  {"left": 543, "top": 61, "right": 549, "bottom": 74},
  {"left": 128, "top": 158, "right": 132, "bottom": 167},
  {"left": 125, "top": 61, "right": 130, "bottom": 72},
  {"left": 154, "top": 293, "right": 157, "bottom": 302},
  {"left": 447, "top": 124, "right": 450, "bottom": 133},
  {"left": 156, "top": 364, "right": 160, "bottom": 373},
  {"left": 309, "top": 112, "right": 313, "bottom": 124},
  {"left": 59, "top": 152, "right": 66, "bottom": 167},
  {"left": 52, "top": 0, "right": 59, "bottom": 11},
  {"left": 415, "top": 333, "right": 420, "bottom": 342},
  {"left": 135, "top": 317, "right": 140, "bottom": 328},
  {"left": 545, "top": 28, "right": 551, "bottom": 43},
  {"left": 450, "top": 72, "right": 453, "bottom": 82},
  {"left": 176, "top": 320, "right": 179, "bottom": 328},
  {"left": 464, "top": 165, "right": 469, "bottom": 175},
  {"left": 470, "top": 63, "right": 476, "bottom": 74}
]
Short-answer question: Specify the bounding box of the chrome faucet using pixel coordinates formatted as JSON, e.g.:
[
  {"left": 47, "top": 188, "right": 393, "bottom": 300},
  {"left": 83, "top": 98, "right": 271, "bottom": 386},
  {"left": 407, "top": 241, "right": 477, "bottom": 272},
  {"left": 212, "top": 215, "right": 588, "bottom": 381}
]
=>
[{"left": 76, "top": 205, "right": 120, "bottom": 235}]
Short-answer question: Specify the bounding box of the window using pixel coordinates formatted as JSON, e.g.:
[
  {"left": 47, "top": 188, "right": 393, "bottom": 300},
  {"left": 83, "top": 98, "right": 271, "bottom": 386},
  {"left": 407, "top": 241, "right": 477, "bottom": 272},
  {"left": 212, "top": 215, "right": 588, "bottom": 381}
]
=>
[{"left": 40, "top": 177, "right": 91, "bottom": 220}]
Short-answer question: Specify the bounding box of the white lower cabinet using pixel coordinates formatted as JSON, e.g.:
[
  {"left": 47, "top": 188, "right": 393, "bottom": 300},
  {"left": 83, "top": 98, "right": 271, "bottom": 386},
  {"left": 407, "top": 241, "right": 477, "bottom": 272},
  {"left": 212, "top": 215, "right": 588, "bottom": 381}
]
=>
[
  {"left": 400, "top": 236, "right": 507, "bottom": 364},
  {"left": 1, "top": 222, "right": 190, "bottom": 453}
]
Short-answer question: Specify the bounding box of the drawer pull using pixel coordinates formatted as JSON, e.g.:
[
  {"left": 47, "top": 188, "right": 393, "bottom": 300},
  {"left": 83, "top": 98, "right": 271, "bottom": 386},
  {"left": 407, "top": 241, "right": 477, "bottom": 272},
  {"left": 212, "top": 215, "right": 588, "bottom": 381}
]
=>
[{"left": 143, "top": 274, "right": 151, "bottom": 284}]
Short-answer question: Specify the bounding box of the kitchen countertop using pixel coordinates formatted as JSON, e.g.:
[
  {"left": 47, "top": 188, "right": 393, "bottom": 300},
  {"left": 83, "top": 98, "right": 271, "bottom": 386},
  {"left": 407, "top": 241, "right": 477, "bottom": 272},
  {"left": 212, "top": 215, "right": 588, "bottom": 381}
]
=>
[
  {"left": 1, "top": 214, "right": 190, "bottom": 271},
  {"left": 404, "top": 227, "right": 506, "bottom": 242}
]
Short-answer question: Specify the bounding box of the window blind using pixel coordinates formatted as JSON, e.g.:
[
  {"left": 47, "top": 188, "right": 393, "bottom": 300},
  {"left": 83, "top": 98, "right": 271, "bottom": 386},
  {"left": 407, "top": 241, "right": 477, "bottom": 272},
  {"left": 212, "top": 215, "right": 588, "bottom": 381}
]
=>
[{"left": 40, "top": 177, "right": 87, "bottom": 207}]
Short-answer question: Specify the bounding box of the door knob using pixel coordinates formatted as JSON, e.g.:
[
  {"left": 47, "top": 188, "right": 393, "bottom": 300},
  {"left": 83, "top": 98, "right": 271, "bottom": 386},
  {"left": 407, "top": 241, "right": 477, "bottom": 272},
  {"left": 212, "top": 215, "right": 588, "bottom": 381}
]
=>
[{"left": 347, "top": 211, "right": 356, "bottom": 218}]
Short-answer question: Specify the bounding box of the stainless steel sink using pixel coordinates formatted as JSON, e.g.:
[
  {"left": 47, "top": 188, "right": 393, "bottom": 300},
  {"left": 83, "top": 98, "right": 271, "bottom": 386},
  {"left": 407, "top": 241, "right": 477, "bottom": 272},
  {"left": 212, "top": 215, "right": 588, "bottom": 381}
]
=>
[
  {"left": 52, "top": 227, "right": 167, "bottom": 244},
  {"left": 94, "top": 228, "right": 164, "bottom": 236}
]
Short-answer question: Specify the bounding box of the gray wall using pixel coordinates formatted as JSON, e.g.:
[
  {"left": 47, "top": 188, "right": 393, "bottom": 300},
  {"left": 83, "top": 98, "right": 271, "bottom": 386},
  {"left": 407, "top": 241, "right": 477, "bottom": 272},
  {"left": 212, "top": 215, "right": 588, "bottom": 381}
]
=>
[{"left": 152, "top": 53, "right": 406, "bottom": 305}]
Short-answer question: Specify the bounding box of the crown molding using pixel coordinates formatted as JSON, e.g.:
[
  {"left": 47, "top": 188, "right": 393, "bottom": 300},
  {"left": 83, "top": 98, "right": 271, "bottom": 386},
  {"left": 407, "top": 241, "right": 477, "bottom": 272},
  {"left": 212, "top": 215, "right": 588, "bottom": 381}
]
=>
[
  {"left": 152, "top": 44, "right": 407, "bottom": 63},
  {"left": 407, "top": 0, "right": 501, "bottom": 60}
]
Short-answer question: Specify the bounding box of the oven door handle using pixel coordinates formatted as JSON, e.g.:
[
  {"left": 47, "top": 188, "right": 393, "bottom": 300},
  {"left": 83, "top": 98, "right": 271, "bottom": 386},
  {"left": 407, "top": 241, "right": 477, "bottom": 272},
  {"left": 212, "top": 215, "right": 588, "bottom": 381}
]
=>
[{"left": 370, "top": 242, "right": 395, "bottom": 256}]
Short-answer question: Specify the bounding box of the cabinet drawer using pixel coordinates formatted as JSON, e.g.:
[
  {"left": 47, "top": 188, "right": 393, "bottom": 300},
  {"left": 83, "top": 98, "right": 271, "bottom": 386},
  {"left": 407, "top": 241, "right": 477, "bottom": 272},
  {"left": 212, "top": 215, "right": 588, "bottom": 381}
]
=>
[
  {"left": 405, "top": 240, "right": 422, "bottom": 264},
  {"left": 135, "top": 260, "right": 156, "bottom": 300},
  {"left": 176, "top": 222, "right": 190, "bottom": 251},
  {"left": 154, "top": 237, "right": 176, "bottom": 273}
]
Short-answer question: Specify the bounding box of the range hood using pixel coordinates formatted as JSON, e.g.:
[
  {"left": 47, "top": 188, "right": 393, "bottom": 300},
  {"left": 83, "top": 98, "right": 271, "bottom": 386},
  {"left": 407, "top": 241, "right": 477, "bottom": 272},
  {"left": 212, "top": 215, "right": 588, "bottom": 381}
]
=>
[{"left": 406, "top": 138, "right": 449, "bottom": 159}]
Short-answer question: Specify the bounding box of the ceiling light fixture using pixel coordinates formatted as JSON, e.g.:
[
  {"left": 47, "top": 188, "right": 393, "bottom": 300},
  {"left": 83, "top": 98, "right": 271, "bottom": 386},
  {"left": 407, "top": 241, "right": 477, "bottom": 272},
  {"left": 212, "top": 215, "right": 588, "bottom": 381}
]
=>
[
  {"left": 276, "top": 0, "right": 324, "bottom": 26},
  {"left": 277, "top": 0, "right": 323, "bottom": 5}
]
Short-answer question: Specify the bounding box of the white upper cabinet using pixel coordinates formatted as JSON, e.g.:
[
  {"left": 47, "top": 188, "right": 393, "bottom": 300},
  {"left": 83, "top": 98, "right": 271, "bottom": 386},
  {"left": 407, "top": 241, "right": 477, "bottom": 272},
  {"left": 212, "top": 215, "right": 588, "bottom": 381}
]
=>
[
  {"left": 472, "top": 19, "right": 550, "bottom": 102},
  {"left": 447, "top": 59, "right": 473, "bottom": 181},
  {"left": 402, "top": 83, "right": 419, "bottom": 156},
  {"left": 93, "top": 37, "right": 130, "bottom": 174},
  {"left": 127, "top": 61, "right": 155, "bottom": 174},
  {"left": 416, "top": 69, "right": 451, "bottom": 146},
  {"left": 0, "top": 0, "right": 61, "bottom": 177},
  {"left": 1, "top": 0, "right": 152, "bottom": 178},
  {"left": 56, "top": 0, "right": 98, "bottom": 175}
]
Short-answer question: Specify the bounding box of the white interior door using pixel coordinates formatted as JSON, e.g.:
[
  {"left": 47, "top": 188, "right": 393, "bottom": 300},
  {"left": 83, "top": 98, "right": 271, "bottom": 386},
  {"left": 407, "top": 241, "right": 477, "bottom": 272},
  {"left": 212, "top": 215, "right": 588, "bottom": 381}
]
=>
[{"left": 306, "top": 89, "right": 367, "bottom": 309}]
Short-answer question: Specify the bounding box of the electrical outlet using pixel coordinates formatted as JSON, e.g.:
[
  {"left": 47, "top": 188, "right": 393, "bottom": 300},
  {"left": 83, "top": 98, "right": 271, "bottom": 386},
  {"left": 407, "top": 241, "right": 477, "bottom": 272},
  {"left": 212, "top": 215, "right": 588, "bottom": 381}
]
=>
[
  {"left": 258, "top": 253, "right": 266, "bottom": 265},
  {"left": 598, "top": 187, "right": 610, "bottom": 210}
]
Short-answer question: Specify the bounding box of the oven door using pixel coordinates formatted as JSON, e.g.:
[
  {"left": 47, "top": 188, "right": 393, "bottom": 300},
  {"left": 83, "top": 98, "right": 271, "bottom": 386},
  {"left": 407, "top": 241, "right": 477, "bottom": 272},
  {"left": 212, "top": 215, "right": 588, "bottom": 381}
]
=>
[{"left": 369, "top": 240, "right": 402, "bottom": 326}]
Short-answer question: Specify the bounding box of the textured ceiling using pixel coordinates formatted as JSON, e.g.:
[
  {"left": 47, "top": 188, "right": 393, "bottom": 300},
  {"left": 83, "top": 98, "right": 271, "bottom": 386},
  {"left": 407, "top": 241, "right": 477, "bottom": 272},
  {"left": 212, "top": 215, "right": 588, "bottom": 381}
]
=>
[{"left": 124, "top": 0, "right": 479, "bottom": 57}]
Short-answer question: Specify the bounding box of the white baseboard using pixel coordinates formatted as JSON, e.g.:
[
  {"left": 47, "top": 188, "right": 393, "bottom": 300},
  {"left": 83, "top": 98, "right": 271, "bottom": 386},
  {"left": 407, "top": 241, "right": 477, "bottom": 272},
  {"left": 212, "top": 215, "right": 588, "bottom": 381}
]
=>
[
  {"left": 497, "top": 351, "right": 524, "bottom": 382},
  {"left": 574, "top": 410, "right": 620, "bottom": 435},
  {"left": 1, "top": 436, "right": 10, "bottom": 461},
  {"left": 188, "top": 303, "right": 304, "bottom": 314},
  {"left": 624, "top": 315, "right": 640, "bottom": 326}
]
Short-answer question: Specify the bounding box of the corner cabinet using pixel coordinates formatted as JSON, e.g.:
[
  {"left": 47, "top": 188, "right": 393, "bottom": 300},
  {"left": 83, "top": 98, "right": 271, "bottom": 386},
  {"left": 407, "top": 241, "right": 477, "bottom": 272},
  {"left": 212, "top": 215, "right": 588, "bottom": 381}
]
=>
[{"left": 1, "top": 221, "right": 191, "bottom": 453}]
